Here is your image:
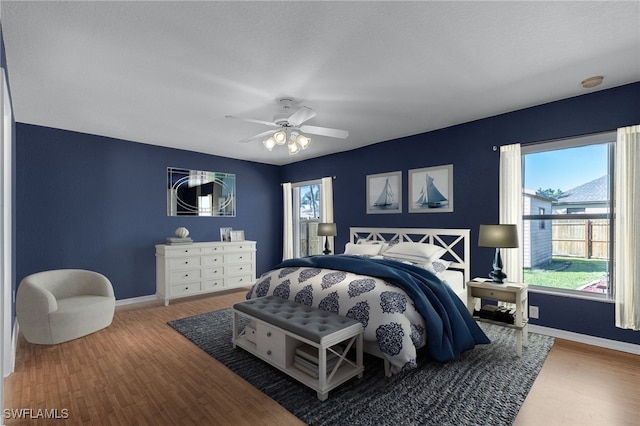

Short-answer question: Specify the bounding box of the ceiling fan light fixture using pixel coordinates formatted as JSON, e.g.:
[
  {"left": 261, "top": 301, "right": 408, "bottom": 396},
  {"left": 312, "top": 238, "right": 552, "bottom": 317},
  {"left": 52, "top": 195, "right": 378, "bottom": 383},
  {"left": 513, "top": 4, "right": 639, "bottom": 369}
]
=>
[
  {"left": 274, "top": 130, "right": 287, "bottom": 145},
  {"left": 229, "top": 98, "right": 348, "bottom": 155},
  {"left": 288, "top": 141, "right": 299, "bottom": 155},
  {"left": 263, "top": 137, "right": 276, "bottom": 151},
  {"left": 297, "top": 134, "right": 311, "bottom": 149}
]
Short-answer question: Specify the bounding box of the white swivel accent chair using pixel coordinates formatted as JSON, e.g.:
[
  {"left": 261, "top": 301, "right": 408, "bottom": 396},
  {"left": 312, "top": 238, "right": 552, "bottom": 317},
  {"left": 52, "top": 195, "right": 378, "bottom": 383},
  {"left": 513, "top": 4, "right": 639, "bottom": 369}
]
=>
[{"left": 16, "top": 269, "right": 116, "bottom": 345}]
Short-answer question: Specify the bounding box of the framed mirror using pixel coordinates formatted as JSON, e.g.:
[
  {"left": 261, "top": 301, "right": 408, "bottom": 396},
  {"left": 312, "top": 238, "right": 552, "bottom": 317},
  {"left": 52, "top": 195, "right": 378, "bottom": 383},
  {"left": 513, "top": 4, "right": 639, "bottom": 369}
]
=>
[{"left": 167, "top": 167, "right": 236, "bottom": 216}]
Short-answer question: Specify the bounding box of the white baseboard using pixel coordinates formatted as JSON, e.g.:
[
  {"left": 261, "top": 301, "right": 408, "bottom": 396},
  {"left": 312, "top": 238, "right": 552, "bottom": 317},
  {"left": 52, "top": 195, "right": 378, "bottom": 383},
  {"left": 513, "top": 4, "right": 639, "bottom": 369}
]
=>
[
  {"left": 115, "top": 294, "right": 158, "bottom": 307},
  {"left": 529, "top": 324, "right": 640, "bottom": 355},
  {"left": 4, "top": 320, "right": 18, "bottom": 378}
]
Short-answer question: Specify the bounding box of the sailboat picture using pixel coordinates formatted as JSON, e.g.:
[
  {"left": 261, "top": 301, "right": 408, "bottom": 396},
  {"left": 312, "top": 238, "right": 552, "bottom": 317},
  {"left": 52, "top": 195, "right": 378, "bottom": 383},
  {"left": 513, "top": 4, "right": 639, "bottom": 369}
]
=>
[
  {"left": 366, "top": 171, "right": 402, "bottom": 214},
  {"left": 409, "top": 165, "right": 454, "bottom": 213}
]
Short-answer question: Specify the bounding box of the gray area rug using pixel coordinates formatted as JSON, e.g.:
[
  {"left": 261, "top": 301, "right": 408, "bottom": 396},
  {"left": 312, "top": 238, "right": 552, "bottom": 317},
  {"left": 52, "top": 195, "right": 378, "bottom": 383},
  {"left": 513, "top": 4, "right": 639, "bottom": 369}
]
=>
[{"left": 168, "top": 309, "right": 554, "bottom": 426}]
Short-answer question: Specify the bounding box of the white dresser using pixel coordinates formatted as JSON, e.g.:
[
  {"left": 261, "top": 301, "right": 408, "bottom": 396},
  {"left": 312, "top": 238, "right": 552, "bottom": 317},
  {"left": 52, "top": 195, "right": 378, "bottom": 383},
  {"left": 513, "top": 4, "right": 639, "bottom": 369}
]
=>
[{"left": 155, "top": 241, "right": 256, "bottom": 306}]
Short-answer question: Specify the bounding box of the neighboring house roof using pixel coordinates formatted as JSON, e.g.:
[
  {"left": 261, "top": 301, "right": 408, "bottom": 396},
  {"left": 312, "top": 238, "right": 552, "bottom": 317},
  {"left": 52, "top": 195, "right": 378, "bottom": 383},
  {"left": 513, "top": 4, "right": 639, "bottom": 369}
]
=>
[
  {"left": 524, "top": 189, "right": 553, "bottom": 202},
  {"left": 555, "top": 176, "right": 608, "bottom": 204}
]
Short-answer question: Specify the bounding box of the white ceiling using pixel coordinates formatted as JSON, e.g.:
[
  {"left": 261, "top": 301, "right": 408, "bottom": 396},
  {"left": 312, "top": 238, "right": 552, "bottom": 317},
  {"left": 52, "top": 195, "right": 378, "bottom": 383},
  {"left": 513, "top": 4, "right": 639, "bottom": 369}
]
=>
[{"left": 2, "top": 1, "right": 639, "bottom": 166}]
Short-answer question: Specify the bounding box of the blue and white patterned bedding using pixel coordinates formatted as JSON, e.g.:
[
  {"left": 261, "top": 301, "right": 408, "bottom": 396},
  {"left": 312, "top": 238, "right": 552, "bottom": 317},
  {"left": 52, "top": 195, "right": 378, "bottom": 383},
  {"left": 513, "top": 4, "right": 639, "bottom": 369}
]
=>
[
  {"left": 246, "top": 265, "right": 432, "bottom": 373},
  {"left": 246, "top": 255, "right": 489, "bottom": 374}
]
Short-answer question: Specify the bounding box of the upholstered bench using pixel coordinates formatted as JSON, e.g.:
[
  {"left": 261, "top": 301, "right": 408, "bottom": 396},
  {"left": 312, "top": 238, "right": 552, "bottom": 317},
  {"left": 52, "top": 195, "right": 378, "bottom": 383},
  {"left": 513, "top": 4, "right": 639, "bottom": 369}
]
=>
[{"left": 232, "top": 296, "right": 364, "bottom": 400}]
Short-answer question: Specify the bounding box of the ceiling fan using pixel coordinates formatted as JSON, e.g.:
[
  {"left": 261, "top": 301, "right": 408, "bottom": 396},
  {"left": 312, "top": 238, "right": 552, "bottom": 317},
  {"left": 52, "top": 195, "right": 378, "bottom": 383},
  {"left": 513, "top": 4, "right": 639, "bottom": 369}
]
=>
[{"left": 225, "top": 98, "right": 349, "bottom": 155}]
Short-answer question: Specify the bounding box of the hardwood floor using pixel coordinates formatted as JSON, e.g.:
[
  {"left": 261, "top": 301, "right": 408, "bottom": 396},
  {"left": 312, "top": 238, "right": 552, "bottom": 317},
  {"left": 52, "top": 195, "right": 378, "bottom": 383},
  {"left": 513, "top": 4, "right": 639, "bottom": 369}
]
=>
[{"left": 4, "top": 289, "right": 639, "bottom": 425}]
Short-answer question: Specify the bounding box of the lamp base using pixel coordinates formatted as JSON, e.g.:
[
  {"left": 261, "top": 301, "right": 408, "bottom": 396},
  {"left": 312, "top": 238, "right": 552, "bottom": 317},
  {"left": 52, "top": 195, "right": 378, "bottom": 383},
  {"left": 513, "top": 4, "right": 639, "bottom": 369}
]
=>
[
  {"left": 489, "top": 269, "right": 507, "bottom": 284},
  {"left": 489, "top": 248, "right": 507, "bottom": 284},
  {"left": 323, "top": 237, "right": 332, "bottom": 255}
]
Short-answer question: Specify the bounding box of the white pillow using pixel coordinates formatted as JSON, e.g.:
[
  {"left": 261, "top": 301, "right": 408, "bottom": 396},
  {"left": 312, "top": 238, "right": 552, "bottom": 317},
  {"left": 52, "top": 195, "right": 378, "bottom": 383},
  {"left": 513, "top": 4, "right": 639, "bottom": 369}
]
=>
[
  {"left": 383, "top": 242, "right": 446, "bottom": 264},
  {"left": 424, "top": 259, "right": 452, "bottom": 274},
  {"left": 344, "top": 242, "right": 383, "bottom": 256},
  {"left": 357, "top": 239, "right": 389, "bottom": 253}
]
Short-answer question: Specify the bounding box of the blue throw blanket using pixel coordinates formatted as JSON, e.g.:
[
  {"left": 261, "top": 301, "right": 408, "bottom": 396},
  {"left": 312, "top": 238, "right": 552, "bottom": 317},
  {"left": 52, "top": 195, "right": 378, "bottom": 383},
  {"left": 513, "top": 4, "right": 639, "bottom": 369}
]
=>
[{"left": 275, "top": 255, "right": 490, "bottom": 362}]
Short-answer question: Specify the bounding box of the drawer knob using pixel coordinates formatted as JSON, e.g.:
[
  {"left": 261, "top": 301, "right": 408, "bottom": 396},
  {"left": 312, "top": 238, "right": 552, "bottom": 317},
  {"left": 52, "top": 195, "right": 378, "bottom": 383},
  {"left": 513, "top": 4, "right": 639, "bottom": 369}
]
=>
[
  {"left": 267, "top": 331, "right": 271, "bottom": 337},
  {"left": 185, "top": 286, "right": 189, "bottom": 290},
  {"left": 267, "top": 350, "right": 272, "bottom": 356},
  {"left": 184, "top": 261, "right": 189, "bottom": 264},
  {"left": 185, "top": 274, "right": 189, "bottom": 277}
]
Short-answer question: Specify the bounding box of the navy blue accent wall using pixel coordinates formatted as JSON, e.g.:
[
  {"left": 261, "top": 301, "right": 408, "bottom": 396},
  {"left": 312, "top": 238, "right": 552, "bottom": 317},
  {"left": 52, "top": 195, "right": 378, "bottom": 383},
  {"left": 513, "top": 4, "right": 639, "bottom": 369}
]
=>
[
  {"left": 16, "top": 124, "right": 282, "bottom": 299},
  {"left": 281, "top": 82, "right": 640, "bottom": 345}
]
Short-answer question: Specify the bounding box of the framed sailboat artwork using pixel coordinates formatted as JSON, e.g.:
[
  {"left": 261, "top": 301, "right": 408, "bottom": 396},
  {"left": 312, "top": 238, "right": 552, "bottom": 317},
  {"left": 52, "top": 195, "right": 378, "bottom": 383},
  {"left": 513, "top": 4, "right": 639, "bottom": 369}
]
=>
[
  {"left": 409, "top": 164, "right": 454, "bottom": 213},
  {"left": 366, "top": 171, "right": 402, "bottom": 214}
]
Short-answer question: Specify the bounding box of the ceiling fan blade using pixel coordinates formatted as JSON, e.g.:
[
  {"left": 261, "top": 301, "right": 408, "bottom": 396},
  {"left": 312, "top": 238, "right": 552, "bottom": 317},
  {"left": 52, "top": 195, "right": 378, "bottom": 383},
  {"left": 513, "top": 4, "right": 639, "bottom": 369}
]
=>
[
  {"left": 225, "top": 115, "right": 279, "bottom": 128},
  {"left": 299, "top": 125, "right": 349, "bottom": 139},
  {"left": 237, "top": 129, "right": 276, "bottom": 143},
  {"left": 287, "top": 106, "right": 317, "bottom": 127}
]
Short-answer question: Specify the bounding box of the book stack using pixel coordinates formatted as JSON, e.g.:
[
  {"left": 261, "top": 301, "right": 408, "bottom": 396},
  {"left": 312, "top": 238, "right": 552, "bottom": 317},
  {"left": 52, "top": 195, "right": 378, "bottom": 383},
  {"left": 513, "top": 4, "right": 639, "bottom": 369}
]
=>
[
  {"left": 293, "top": 344, "right": 343, "bottom": 379},
  {"left": 166, "top": 237, "right": 193, "bottom": 245},
  {"left": 474, "top": 304, "right": 515, "bottom": 324}
]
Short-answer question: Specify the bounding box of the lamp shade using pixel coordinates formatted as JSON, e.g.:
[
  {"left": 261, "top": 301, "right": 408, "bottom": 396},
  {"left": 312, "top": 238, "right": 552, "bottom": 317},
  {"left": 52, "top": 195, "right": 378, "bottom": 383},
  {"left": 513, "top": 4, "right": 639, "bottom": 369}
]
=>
[
  {"left": 478, "top": 224, "right": 519, "bottom": 248},
  {"left": 317, "top": 222, "right": 337, "bottom": 237}
]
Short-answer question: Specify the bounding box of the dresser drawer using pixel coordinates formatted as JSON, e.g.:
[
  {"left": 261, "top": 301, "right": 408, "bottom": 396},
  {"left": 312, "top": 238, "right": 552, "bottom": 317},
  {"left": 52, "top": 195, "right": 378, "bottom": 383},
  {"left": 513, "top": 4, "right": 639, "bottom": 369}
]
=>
[
  {"left": 167, "top": 247, "right": 201, "bottom": 257},
  {"left": 202, "top": 255, "right": 224, "bottom": 266},
  {"left": 226, "top": 243, "right": 253, "bottom": 251},
  {"left": 170, "top": 282, "right": 201, "bottom": 296},
  {"left": 170, "top": 269, "right": 201, "bottom": 283},
  {"left": 226, "top": 274, "right": 252, "bottom": 287},
  {"left": 202, "top": 280, "right": 224, "bottom": 291},
  {"left": 203, "top": 267, "right": 224, "bottom": 279},
  {"left": 227, "top": 263, "right": 251, "bottom": 275},
  {"left": 471, "top": 287, "right": 516, "bottom": 303},
  {"left": 225, "top": 253, "right": 252, "bottom": 263},
  {"left": 202, "top": 246, "right": 225, "bottom": 254},
  {"left": 169, "top": 256, "right": 201, "bottom": 269}
]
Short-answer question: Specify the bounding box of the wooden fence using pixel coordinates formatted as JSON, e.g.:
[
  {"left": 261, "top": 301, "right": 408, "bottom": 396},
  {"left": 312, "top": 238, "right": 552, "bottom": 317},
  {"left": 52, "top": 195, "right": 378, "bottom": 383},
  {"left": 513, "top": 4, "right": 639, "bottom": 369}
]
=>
[{"left": 552, "top": 219, "right": 609, "bottom": 259}]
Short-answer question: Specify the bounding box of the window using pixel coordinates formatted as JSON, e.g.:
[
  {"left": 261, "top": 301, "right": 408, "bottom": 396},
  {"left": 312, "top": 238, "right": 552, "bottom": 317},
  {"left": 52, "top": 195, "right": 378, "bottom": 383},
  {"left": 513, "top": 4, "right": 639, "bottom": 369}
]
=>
[
  {"left": 292, "top": 181, "right": 323, "bottom": 257},
  {"left": 522, "top": 132, "right": 615, "bottom": 297}
]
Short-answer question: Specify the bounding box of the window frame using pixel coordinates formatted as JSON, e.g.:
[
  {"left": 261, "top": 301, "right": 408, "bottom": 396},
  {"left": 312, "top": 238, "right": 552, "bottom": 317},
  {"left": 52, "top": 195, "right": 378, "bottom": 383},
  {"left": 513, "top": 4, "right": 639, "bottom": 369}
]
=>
[
  {"left": 521, "top": 131, "right": 616, "bottom": 300},
  {"left": 291, "top": 179, "right": 323, "bottom": 258}
]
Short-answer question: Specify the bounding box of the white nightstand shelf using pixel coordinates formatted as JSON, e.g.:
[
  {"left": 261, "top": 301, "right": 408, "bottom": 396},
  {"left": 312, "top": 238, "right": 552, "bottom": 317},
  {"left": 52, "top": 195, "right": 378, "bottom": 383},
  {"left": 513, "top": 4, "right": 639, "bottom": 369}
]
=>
[{"left": 466, "top": 280, "right": 528, "bottom": 356}]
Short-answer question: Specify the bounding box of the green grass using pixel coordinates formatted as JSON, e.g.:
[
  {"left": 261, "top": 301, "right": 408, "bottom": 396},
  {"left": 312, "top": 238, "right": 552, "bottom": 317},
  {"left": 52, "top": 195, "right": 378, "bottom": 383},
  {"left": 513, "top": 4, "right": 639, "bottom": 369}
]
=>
[{"left": 523, "top": 256, "right": 608, "bottom": 290}]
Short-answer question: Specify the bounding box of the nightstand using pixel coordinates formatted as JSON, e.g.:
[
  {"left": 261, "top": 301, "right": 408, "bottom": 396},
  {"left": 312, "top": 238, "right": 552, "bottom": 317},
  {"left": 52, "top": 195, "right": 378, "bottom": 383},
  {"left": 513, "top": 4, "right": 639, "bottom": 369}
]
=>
[{"left": 466, "top": 280, "right": 528, "bottom": 356}]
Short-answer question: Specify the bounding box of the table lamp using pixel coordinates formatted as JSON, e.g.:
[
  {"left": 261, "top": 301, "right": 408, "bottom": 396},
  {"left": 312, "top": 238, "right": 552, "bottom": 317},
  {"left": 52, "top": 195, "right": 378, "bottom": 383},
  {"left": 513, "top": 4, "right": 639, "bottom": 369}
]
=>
[
  {"left": 317, "top": 223, "right": 337, "bottom": 255},
  {"left": 478, "top": 224, "right": 519, "bottom": 284}
]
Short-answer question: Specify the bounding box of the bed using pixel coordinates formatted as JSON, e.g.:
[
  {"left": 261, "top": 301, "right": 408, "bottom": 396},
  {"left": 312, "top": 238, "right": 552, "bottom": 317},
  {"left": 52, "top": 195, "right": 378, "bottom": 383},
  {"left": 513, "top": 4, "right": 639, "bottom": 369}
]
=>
[{"left": 245, "top": 227, "right": 489, "bottom": 375}]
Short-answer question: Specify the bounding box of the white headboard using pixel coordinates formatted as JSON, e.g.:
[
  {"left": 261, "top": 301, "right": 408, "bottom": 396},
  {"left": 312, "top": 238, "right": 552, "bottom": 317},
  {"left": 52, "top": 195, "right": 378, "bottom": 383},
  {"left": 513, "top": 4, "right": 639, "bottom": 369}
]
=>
[{"left": 349, "top": 227, "right": 470, "bottom": 283}]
